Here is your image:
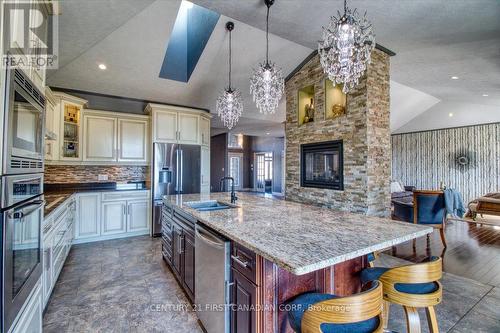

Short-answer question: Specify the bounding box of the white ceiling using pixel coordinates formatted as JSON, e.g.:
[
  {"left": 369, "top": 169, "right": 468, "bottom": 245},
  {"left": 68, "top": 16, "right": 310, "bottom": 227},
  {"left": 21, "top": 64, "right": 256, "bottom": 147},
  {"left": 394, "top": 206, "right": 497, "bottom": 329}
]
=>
[{"left": 48, "top": 0, "right": 500, "bottom": 136}]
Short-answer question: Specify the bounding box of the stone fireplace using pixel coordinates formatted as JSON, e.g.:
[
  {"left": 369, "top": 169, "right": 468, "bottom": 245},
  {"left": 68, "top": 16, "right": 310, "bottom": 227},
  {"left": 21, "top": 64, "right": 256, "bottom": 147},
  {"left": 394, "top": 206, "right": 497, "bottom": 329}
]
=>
[
  {"left": 285, "top": 49, "right": 391, "bottom": 217},
  {"left": 301, "top": 140, "right": 343, "bottom": 191}
]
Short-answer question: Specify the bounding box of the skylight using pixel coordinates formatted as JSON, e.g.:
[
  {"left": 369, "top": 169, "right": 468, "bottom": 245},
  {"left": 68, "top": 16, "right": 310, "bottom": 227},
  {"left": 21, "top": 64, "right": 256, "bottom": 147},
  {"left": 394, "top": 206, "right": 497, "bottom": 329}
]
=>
[{"left": 159, "top": 1, "right": 219, "bottom": 82}]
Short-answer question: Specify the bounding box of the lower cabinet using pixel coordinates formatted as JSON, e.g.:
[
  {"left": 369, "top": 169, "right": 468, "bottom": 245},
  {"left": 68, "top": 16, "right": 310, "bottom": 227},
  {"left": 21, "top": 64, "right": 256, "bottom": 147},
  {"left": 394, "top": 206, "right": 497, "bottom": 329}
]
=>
[
  {"left": 127, "top": 200, "right": 149, "bottom": 232},
  {"left": 75, "top": 192, "right": 101, "bottom": 239},
  {"left": 163, "top": 205, "right": 196, "bottom": 302},
  {"left": 102, "top": 201, "right": 127, "bottom": 235},
  {"left": 75, "top": 190, "right": 150, "bottom": 243},
  {"left": 231, "top": 268, "right": 258, "bottom": 333},
  {"left": 10, "top": 279, "right": 43, "bottom": 333}
]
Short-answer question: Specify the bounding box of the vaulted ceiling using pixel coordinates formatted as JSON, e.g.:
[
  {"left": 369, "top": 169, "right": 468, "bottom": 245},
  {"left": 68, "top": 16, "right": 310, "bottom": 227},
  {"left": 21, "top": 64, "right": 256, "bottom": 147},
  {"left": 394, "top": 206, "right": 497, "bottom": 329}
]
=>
[{"left": 47, "top": 0, "right": 500, "bottom": 136}]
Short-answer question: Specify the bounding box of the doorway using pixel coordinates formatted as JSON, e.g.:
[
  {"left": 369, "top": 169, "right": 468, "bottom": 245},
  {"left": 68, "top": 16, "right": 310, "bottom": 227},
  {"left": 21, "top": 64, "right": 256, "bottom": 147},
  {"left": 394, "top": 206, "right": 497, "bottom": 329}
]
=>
[
  {"left": 254, "top": 152, "right": 273, "bottom": 193},
  {"left": 228, "top": 152, "right": 243, "bottom": 190}
]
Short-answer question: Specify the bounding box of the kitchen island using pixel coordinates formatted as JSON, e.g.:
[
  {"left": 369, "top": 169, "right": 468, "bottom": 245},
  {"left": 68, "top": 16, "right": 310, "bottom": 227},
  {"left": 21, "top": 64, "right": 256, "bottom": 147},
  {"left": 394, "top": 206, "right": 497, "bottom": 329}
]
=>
[{"left": 162, "top": 192, "right": 431, "bottom": 333}]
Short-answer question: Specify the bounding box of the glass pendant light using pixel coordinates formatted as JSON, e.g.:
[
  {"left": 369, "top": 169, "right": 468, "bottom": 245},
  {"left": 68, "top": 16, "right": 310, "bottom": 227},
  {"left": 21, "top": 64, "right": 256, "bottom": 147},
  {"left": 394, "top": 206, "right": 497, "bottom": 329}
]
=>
[
  {"left": 217, "top": 22, "right": 243, "bottom": 130},
  {"left": 318, "top": 0, "right": 375, "bottom": 93},
  {"left": 250, "top": 0, "right": 284, "bottom": 115}
]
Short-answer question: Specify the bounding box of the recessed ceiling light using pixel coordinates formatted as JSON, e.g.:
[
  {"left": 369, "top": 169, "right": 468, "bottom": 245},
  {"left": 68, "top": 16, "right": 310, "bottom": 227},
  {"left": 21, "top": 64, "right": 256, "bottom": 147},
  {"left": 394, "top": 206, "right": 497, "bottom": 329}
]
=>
[
  {"left": 266, "top": 132, "right": 270, "bottom": 135},
  {"left": 482, "top": 94, "right": 489, "bottom": 97},
  {"left": 449, "top": 112, "right": 453, "bottom": 117},
  {"left": 451, "top": 76, "right": 459, "bottom": 80},
  {"left": 98, "top": 63, "right": 107, "bottom": 70}
]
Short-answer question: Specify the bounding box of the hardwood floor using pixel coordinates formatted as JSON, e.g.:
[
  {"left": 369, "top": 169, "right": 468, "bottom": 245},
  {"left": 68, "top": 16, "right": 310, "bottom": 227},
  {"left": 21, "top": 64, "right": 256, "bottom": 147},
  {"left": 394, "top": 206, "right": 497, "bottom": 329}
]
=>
[{"left": 386, "top": 219, "right": 500, "bottom": 287}]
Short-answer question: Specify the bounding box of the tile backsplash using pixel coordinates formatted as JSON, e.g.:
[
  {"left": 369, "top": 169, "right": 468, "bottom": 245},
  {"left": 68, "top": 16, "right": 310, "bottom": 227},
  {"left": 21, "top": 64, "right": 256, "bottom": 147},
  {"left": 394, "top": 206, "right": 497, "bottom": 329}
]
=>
[{"left": 44, "top": 165, "right": 149, "bottom": 184}]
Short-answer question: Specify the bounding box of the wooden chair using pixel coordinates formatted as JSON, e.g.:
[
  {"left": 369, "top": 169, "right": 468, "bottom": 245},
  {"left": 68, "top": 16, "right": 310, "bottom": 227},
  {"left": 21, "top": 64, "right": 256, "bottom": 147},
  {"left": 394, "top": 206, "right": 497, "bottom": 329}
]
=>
[
  {"left": 361, "top": 257, "right": 443, "bottom": 333},
  {"left": 286, "top": 281, "right": 384, "bottom": 333},
  {"left": 393, "top": 190, "right": 447, "bottom": 248}
]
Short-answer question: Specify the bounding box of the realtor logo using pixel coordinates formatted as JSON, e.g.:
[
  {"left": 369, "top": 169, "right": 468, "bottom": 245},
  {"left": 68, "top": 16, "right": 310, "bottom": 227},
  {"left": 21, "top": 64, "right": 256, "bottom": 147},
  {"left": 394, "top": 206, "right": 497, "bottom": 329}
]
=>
[{"left": 1, "top": 0, "right": 58, "bottom": 69}]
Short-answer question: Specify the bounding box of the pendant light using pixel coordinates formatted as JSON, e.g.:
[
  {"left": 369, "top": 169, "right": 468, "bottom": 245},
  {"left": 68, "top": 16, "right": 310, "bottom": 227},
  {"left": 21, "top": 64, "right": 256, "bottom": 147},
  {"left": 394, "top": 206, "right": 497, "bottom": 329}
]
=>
[
  {"left": 318, "top": 0, "right": 375, "bottom": 93},
  {"left": 217, "top": 22, "right": 243, "bottom": 130},
  {"left": 250, "top": 0, "right": 284, "bottom": 115}
]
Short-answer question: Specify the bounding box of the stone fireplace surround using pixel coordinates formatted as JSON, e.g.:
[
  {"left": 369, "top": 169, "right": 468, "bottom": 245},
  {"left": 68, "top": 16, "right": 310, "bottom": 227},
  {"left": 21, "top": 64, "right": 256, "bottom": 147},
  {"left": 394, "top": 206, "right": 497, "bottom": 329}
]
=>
[{"left": 285, "top": 49, "right": 391, "bottom": 217}]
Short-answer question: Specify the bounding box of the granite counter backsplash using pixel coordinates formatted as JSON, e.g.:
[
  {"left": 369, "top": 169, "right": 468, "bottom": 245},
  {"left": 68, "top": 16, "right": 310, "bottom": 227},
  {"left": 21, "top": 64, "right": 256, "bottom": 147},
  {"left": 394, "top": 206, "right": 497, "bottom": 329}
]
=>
[{"left": 44, "top": 165, "right": 149, "bottom": 184}]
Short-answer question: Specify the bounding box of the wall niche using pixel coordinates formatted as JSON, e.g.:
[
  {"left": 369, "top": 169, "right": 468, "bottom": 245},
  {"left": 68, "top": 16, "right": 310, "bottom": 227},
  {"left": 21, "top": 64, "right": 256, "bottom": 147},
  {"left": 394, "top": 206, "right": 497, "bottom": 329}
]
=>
[
  {"left": 325, "top": 79, "right": 347, "bottom": 120},
  {"left": 297, "top": 85, "right": 315, "bottom": 126}
]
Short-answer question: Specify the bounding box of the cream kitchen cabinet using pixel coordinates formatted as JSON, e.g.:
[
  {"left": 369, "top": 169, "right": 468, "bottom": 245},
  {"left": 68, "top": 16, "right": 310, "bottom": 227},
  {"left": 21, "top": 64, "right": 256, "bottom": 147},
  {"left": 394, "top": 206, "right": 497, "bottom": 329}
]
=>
[
  {"left": 83, "top": 114, "right": 117, "bottom": 162},
  {"left": 9, "top": 278, "right": 42, "bottom": 333},
  {"left": 127, "top": 200, "right": 150, "bottom": 232},
  {"left": 52, "top": 92, "right": 88, "bottom": 162},
  {"left": 44, "top": 87, "right": 58, "bottom": 161},
  {"left": 100, "top": 196, "right": 149, "bottom": 236},
  {"left": 118, "top": 118, "right": 148, "bottom": 163},
  {"left": 146, "top": 103, "right": 211, "bottom": 145},
  {"left": 75, "top": 192, "right": 101, "bottom": 240},
  {"left": 200, "top": 116, "right": 210, "bottom": 146},
  {"left": 201, "top": 146, "right": 210, "bottom": 193},
  {"left": 101, "top": 201, "right": 127, "bottom": 235},
  {"left": 152, "top": 109, "right": 178, "bottom": 142},
  {"left": 178, "top": 113, "right": 199, "bottom": 144}
]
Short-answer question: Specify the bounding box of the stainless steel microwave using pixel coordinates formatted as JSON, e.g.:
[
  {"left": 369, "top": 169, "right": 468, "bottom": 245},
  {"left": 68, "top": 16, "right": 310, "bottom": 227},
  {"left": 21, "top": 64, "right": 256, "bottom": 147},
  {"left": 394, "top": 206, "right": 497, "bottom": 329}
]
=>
[{"left": 2, "top": 69, "right": 45, "bottom": 175}]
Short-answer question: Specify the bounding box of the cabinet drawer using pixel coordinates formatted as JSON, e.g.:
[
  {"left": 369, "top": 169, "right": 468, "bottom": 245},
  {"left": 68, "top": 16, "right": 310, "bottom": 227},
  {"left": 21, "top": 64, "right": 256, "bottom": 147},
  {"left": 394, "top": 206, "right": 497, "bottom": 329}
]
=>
[
  {"left": 231, "top": 243, "right": 257, "bottom": 285},
  {"left": 101, "top": 190, "right": 150, "bottom": 202}
]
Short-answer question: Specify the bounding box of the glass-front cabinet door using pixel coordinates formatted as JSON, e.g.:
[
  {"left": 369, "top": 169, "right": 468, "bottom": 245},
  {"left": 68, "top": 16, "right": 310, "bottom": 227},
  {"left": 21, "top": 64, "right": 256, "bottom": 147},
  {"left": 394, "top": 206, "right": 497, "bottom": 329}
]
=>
[{"left": 60, "top": 101, "right": 82, "bottom": 160}]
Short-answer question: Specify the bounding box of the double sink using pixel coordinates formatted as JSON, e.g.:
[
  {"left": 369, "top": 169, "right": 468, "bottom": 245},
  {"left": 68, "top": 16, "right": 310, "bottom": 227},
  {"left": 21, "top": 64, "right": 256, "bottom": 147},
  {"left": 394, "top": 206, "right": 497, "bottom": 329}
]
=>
[{"left": 185, "top": 200, "right": 238, "bottom": 212}]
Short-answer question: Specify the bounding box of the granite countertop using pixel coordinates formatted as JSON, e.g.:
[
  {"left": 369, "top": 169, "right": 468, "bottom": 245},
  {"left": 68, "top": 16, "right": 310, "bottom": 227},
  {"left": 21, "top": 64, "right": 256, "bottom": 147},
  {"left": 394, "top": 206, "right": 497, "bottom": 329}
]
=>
[
  {"left": 164, "top": 192, "right": 432, "bottom": 275},
  {"left": 44, "top": 182, "right": 150, "bottom": 217}
]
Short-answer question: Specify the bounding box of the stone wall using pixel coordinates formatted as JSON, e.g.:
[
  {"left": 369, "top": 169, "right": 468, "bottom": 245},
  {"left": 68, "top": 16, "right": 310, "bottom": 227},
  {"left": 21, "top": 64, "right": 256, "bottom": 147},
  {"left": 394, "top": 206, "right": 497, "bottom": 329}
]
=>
[{"left": 285, "top": 49, "right": 391, "bottom": 217}]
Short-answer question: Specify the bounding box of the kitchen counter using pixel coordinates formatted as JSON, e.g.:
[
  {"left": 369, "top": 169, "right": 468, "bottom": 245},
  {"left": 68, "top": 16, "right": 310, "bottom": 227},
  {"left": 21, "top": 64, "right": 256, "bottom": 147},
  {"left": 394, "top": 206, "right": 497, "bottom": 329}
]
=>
[
  {"left": 44, "top": 182, "right": 150, "bottom": 217},
  {"left": 164, "top": 192, "right": 432, "bottom": 275}
]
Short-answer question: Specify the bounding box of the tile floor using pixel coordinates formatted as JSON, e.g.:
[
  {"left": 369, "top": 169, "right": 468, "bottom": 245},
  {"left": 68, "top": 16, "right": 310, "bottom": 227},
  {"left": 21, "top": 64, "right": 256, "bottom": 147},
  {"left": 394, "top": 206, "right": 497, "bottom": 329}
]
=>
[{"left": 43, "top": 236, "right": 500, "bottom": 332}]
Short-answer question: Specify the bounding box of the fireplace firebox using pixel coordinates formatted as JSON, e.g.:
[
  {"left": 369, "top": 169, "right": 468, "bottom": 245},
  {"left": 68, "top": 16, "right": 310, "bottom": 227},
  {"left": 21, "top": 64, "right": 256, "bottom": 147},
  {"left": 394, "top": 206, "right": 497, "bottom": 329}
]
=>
[{"left": 300, "top": 140, "right": 343, "bottom": 190}]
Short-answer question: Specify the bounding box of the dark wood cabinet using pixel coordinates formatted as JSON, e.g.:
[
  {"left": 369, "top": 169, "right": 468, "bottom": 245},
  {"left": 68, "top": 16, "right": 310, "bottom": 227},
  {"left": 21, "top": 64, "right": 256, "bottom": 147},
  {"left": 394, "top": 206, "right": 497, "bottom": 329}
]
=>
[
  {"left": 171, "top": 224, "right": 183, "bottom": 279},
  {"left": 231, "top": 268, "right": 258, "bottom": 333},
  {"left": 183, "top": 230, "right": 195, "bottom": 300},
  {"left": 163, "top": 204, "right": 196, "bottom": 303}
]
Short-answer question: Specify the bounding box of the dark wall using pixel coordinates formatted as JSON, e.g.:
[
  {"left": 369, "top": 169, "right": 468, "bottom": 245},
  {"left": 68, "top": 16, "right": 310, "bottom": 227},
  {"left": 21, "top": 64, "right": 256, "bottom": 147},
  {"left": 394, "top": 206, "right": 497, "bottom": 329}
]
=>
[
  {"left": 210, "top": 133, "right": 227, "bottom": 192},
  {"left": 250, "top": 136, "right": 285, "bottom": 193},
  {"left": 210, "top": 134, "right": 285, "bottom": 193},
  {"left": 51, "top": 87, "right": 209, "bottom": 115}
]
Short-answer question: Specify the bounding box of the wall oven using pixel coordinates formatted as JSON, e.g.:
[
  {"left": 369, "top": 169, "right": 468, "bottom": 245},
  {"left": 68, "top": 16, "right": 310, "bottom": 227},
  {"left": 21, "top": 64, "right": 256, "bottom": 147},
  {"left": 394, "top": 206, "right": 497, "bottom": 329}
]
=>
[
  {"left": 1, "top": 173, "right": 44, "bottom": 332},
  {"left": 2, "top": 68, "right": 45, "bottom": 175}
]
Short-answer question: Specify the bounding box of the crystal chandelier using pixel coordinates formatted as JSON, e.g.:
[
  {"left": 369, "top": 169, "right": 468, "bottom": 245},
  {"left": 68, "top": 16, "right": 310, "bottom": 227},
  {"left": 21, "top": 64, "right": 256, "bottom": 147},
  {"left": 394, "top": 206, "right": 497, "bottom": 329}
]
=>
[
  {"left": 250, "top": 0, "right": 284, "bottom": 115},
  {"left": 318, "top": 0, "right": 375, "bottom": 93},
  {"left": 217, "top": 22, "right": 243, "bottom": 130}
]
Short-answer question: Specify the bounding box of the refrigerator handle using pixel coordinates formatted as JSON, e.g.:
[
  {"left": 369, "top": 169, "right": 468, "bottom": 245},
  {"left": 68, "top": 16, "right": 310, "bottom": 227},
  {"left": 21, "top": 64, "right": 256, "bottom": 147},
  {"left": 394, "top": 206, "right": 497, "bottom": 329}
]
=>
[
  {"left": 179, "top": 149, "right": 183, "bottom": 193},
  {"left": 175, "top": 149, "right": 179, "bottom": 192}
]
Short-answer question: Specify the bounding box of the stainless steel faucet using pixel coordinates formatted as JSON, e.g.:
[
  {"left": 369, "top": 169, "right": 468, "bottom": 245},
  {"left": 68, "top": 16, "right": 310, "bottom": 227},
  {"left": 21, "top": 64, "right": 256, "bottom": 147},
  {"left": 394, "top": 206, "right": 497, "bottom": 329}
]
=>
[{"left": 219, "top": 176, "right": 238, "bottom": 204}]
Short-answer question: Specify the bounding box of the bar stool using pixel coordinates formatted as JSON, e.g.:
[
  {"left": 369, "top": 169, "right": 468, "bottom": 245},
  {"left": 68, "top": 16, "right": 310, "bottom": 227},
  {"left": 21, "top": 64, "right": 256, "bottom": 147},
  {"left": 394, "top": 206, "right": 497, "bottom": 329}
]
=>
[
  {"left": 285, "top": 280, "right": 384, "bottom": 333},
  {"left": 361, "top": 257, "right": 443, "bottom": 333}
]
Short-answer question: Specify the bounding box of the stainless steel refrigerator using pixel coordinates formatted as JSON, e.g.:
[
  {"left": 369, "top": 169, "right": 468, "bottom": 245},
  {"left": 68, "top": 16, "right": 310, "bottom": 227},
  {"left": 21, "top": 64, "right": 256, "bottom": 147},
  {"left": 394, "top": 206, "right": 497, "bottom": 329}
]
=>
[{"left": 152, "top": 143, "right": 201, "bottom": 235}]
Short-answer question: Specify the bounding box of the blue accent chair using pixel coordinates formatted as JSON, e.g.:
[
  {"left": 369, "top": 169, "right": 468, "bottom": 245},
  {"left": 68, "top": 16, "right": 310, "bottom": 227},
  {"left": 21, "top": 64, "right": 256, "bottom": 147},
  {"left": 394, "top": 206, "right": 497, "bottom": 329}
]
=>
[
  {"left": 361, "top": 257, "right": 443, "bottom": 333},
  {"left": 393, "top": 190, "right": 447, "bottom": 248},
  {"left": 286, "top": 281, "right": 384, "bottom": 332}
]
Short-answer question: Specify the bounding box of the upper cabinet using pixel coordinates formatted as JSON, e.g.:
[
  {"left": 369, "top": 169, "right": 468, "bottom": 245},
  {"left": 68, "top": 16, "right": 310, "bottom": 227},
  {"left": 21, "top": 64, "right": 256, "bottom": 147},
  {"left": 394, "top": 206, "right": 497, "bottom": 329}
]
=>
[
  {"left": 82, "top": 110, "right": 149, "bottom": 164},
  {"left": 146, "top": 103, "right": 211, "bottom": 146},
  {"left": 200, "top": 116, "right": 210, "bottom": 146},
  {"left": 83, "top": 114, "right": 117, "bottom": 162},
  {"left": 118, "top": 118, "right": 149, "bottom": 163},
  {"left": 52, "top": 92, "right": 88, "bottom": 162},
  {"left": 44, "top": 91, "right": 149, "bottom": 165},
  {"left": 178, "top": 113, "right": 199, "bottom": 144}
]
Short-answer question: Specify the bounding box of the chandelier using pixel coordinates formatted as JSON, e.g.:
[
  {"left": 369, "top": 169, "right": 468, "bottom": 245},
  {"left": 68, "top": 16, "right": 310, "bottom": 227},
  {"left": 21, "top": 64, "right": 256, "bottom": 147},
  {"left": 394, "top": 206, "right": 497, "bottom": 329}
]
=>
[
  {"left": 217, "top": 22, "right": 243, "bottom": 130},
  {"left": 250, "top": 0, "right": 284, "bottom": 115},
  {"left": 318, "top": 0, "right": 375, "bottom": 93}
]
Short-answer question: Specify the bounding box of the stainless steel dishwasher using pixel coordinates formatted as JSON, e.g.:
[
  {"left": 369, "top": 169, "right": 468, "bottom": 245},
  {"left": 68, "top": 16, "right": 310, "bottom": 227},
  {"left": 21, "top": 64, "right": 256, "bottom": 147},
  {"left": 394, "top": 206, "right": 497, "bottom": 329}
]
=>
[{"left": 195, "top": 224, "right": 231, "bottom": 333}]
